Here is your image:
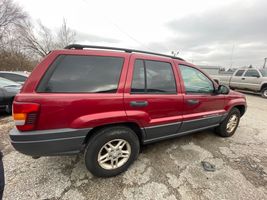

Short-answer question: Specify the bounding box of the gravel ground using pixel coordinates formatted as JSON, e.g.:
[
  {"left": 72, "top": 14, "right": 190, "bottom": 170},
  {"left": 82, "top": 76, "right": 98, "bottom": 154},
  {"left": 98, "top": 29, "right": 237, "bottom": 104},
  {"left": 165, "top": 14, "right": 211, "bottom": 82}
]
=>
[{"left": 0, "top": 94, "right": 267, "bottom": 200}]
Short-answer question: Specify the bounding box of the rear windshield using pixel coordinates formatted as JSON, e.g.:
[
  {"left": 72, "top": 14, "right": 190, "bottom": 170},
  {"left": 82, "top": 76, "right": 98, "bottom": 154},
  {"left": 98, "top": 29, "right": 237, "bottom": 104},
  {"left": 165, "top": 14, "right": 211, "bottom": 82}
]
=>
[{"left": 37, "top": 55, "right": 124, "bottom": 93}]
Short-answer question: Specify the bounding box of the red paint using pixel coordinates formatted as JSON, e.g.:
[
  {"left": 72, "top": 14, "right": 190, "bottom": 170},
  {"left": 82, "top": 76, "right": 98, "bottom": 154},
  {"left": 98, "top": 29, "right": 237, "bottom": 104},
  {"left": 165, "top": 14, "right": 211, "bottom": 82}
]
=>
[{"left": 14, "top": 49, "right": 246, "bottom": 132}]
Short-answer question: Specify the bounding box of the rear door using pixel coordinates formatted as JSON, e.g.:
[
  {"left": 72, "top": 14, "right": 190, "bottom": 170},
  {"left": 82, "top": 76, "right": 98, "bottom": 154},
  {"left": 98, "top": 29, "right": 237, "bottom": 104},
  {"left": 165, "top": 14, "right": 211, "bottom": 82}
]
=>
[
  {"left": 229, "top": 69, "right": 245, "bottom": 89},
  {"left": 124, "top": 54, "right": 183, "bottom": 143},
  {"left": 177, "top": 64, "right": 226, "bottom": 132}
]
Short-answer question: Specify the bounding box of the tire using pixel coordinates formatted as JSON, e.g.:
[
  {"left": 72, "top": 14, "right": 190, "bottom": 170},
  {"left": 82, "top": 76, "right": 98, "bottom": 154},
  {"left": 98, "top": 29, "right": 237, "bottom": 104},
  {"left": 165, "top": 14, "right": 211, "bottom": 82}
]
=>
[
  {"left": 84, "top": 126, "right": 140, "bottom": 177},
  {"left": 215, "top": 108, "right": 241, "bottom": 137},
  {"left": 261, "top": 87, "right": 267, "bottom": 98}
]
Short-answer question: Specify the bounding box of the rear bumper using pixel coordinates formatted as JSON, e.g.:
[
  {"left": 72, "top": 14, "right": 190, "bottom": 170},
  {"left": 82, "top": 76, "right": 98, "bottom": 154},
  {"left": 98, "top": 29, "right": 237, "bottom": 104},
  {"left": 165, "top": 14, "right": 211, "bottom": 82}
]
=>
[{"left": 9, "top": 128, "right": 92, "bottom": 156}]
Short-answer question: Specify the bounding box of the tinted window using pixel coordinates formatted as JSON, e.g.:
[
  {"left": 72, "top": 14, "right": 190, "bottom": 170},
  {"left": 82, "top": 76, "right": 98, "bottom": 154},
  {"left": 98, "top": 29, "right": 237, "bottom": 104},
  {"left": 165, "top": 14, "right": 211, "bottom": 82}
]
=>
[
  {"left": 0, "top": 73, "right": 27, "bottom": 82},
  {"left": 146, "top": 60, "right": 176, "bottom": 93},
  {"left": 235, "top": 70, "right": 245, "bottom": 76},
  {"left": 244, "top": 70, "right": 260, "bottom": 77},
  {"left": 131, "top": 60, "right": 145, "bottom": 93},
  {"left": 179, "top": 65, "right": 214, "bottom": 94},
  {"left": 131, "top": 59, "right": 176, "bottom": 94},
  {"left": 38, "top": 55, "right": 124, "bottom": 93}
]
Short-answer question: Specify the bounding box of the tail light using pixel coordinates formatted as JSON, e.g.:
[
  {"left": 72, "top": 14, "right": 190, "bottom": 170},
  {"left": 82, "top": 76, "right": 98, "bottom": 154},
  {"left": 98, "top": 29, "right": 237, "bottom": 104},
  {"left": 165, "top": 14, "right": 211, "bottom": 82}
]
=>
[{"left": 12, "top": 102, "right": 40, "bottom": 131}]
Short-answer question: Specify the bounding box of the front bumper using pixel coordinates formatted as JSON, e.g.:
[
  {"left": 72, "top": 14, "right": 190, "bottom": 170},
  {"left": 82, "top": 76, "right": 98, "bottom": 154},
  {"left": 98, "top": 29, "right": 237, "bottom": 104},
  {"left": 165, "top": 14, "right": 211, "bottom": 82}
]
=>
[{"left": 9, "top": 128, "right": 92, "bottom": 156}]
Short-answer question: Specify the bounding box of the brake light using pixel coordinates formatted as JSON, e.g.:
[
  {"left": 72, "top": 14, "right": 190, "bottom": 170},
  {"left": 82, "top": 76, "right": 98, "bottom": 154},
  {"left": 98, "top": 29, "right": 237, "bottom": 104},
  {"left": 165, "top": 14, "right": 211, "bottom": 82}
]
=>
[{"left": 13, "top": 102, "right": 40, "bottom": 131}]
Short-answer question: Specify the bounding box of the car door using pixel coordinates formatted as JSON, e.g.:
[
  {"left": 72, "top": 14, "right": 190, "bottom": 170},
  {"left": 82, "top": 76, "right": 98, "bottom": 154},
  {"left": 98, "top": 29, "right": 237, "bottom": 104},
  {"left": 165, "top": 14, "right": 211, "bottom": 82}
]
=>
[
  {"left": 124, "top": 54, "right": 184, "bottom": 143},
  {"left": 241, "top": 69, "right": 262, "bottom": 91},
  {"left": 230, "top": 69, "right": 245, "bottom": 89},
  {"left": 177, "top": 64, "right": 226, "bottom": 132}
]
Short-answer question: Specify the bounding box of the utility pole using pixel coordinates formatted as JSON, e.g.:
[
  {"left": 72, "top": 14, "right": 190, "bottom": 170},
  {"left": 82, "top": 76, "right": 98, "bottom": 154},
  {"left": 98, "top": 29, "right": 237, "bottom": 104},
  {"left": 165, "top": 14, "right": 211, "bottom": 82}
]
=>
[
  {"left": 171, "top": 51, "right": 179, "bottom": 57},
  {"left": 230, "top": 44, "right": 235, "bottom": 68},
  {"left": 263, "top": 57, "right": 267, "bottom": 69}
]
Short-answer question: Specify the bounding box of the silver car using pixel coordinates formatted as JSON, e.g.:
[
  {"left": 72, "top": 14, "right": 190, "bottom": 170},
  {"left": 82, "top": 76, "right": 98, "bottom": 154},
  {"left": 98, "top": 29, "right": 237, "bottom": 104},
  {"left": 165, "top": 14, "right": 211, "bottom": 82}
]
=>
[
  {"left": 0, "top": 77, "right": 22, "bottom": 114},
  {"left": 212, "top": 68, "right": 267, "bottom": 98},
  {"left": 0, "top": 71, "right": 29, "bottom": 85}
]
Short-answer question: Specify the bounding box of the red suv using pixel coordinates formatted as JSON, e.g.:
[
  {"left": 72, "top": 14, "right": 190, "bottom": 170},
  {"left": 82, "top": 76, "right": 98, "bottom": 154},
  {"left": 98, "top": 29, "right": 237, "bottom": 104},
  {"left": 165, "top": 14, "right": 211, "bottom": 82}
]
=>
[{"left": 10, "top": 44, "right": 246, "bottom": 177}]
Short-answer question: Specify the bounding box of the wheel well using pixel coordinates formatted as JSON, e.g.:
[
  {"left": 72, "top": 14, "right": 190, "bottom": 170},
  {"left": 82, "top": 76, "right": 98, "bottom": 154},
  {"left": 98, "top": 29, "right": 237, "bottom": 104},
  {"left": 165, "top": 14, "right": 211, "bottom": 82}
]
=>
[
  {"left": 260, "top": 83, "right": 267, "bottom": 91},
  {"left": 234, "top": 105, "right": 246, "bottom": 116},
  {"left": 83, "top": 122, "right": 144, "bottom": 146}
]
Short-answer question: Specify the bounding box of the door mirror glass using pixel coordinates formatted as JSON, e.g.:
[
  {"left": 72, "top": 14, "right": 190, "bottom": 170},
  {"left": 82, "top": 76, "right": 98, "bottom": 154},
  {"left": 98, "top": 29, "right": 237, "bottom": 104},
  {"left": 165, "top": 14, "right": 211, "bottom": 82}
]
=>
[{"left": 216, "top": 85, "right": 230, "bottom": 94}]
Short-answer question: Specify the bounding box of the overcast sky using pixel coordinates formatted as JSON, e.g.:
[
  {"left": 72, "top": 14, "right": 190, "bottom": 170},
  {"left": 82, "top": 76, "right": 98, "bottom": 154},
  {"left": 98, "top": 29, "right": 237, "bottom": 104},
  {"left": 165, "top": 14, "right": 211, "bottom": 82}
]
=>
[{"left": 17, "top": 0, "right": 267, "bottom": 68}]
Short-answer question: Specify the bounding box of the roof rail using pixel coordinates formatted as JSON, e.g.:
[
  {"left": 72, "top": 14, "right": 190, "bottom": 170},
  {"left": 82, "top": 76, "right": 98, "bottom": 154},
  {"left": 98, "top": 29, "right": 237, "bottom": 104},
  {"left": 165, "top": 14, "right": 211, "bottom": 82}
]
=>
[{"left": 64, "top": 44, "right": 184, "bottom": 61}]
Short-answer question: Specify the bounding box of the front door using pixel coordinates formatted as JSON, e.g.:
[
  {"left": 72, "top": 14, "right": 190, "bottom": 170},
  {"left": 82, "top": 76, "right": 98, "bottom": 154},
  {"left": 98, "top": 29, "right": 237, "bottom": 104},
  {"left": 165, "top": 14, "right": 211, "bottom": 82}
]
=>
[
  {"left": 124, "top": 55, "right": 184, "bottom": 143},
  {"left": 241, "top": 69, "right": 262, "bottom": 91},
  {"left": 177, "top": 64, "right": 226, "bottom": 132}
]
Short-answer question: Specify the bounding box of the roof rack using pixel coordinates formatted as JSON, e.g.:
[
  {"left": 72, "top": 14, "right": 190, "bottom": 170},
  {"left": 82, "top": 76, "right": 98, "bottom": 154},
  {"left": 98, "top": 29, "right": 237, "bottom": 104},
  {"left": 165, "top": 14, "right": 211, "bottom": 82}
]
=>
[{"left": 64, "top": 44, "right": 184, "bottom": 61}]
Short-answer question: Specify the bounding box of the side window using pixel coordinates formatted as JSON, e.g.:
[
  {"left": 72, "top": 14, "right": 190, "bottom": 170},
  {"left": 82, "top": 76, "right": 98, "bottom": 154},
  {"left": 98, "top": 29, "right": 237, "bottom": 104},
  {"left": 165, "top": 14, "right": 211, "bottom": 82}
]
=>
[
  {"left": 244, "top": 70, "right": 260, "bottom": 77},
  {"left": 235, "top": 70, "right": 245, "bottom": 76},
  {"left": 37, "top": 55, "right": 124, "bottom": 93},
  {"left": 131, "top": 59, "right": 176, "bottom": 94},
  {"left": 131, "top": 60, "right": 145, "bottom": 93},
  {"left": 0, "top": 73, "right": 27, "bottom": 82},
  {"left": 179, "top": 65, "right": 214, "bottom": 94},
  {"left": 146, "top": 60, "right": 176, "bottom": 93}
]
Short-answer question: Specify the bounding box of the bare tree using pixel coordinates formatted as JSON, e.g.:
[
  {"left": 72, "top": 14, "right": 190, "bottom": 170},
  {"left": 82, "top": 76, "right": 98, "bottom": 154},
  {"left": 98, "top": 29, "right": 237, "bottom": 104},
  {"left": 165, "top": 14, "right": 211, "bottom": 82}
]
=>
[
  {"left": 0, "top": 0, "right": 35, "bottom": 71},
  {"left": 56, "top": 18, "right": 76, "bottom": 48},
  {"left": 19, "top": 19, "right": 76, "bottom": 58},
  {"left": 0, "top": 0, "right": 27, "bottom": 48},
  {"left": 18, "top": 21, "right": 55, "bottom": 57}
]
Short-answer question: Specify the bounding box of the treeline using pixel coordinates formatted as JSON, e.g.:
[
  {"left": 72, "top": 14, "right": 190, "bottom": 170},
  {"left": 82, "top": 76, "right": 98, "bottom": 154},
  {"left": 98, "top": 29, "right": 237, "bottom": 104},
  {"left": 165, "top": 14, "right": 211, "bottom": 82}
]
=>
[{"left": 0, "top": 0, "right": 76, "bottom": 71}]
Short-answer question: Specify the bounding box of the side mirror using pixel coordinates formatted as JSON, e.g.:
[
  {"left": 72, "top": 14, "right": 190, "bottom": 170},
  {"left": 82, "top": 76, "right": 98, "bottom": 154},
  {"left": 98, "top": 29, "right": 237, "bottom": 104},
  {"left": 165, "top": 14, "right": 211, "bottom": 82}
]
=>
[{"left": 216, "top": 85, "right": 230, "bottom": 95}]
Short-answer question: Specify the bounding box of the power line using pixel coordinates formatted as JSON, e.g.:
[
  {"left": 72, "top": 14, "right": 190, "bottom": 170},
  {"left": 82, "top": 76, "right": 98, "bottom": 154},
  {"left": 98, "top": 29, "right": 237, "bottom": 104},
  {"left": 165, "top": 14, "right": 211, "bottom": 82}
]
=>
[{"left": 110, "top": 22, "right": 153, "bottom": 51}]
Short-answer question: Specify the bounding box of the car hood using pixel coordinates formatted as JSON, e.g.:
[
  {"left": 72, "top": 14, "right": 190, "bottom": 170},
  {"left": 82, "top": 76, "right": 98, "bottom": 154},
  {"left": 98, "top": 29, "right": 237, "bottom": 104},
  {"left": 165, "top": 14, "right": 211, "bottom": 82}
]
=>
[{"left": 229, "top": 89, "right": 246, "bottom": 98}]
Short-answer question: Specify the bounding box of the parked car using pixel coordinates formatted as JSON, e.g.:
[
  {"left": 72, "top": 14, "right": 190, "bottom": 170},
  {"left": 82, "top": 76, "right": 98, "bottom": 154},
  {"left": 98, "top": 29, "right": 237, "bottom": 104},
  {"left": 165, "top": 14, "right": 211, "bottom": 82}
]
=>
[
  {"left": 9, "top": 44, "right": 247, "bottom": 177},
  {"left": 212, "top": 67, "right": 267, "bottom": 98},
  {"left": 0, "top": 77, "right": 21, "bottom": 114},
  {"left": 0, "top": 71, "right": 29, "bottom": 85}
]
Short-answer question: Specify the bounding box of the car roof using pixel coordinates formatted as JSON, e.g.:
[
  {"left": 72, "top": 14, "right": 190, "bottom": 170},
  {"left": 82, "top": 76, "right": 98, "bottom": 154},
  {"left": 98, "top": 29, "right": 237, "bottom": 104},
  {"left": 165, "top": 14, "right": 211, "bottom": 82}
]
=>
[{"left": 63, "top": 44, "right": 185, "bottom": 61}]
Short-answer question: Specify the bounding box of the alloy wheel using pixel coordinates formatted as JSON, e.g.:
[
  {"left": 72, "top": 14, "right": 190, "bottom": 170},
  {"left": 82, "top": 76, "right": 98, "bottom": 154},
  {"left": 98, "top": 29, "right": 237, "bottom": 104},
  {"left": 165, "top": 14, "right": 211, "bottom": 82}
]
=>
[{"left": 97, "top": 139, "right": 131, "bottom": 170}]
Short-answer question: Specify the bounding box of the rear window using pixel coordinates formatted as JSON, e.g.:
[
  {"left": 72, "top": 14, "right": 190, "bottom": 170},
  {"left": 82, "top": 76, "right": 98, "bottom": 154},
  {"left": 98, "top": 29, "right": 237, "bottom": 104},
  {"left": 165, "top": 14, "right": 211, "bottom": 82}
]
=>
[
  {"left": 37, "top": 55, "right": 124, "bottom": 93},
  {"left": 131, "top": 59, "right": 176, "bottom": 94}
]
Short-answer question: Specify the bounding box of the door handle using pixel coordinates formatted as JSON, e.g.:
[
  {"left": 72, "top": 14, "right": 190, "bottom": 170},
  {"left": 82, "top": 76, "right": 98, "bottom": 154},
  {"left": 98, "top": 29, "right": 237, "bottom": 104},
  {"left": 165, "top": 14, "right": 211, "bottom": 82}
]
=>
[
  {"left": 130, "top": 101, "right": 148, "bottom": 107},
  {"left": 241, "top": 78, "right": 245, "bottom": 80},
  {"left": 186, "top": 99, "right": 199, "bottom": 105}
]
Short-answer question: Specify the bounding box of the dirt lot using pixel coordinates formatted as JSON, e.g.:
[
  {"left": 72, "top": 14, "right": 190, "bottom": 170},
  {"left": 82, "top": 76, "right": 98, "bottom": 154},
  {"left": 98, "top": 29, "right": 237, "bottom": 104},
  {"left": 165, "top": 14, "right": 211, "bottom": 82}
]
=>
[{"left": 0, "top": 94, "right": 267, "bottom": 200}]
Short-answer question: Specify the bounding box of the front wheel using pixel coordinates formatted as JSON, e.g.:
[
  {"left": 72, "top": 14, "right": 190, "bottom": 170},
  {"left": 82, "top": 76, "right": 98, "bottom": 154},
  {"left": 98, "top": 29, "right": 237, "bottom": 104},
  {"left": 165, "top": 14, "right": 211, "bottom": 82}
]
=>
[
  {"left": 261, "top": 88, "right": 267, "bottom": 98},
  {"left": 84, "top": 126, "right": 140, "bottom": 177},
  {"left": 215, "top": 108, "right": 241, "bottom": 137}
]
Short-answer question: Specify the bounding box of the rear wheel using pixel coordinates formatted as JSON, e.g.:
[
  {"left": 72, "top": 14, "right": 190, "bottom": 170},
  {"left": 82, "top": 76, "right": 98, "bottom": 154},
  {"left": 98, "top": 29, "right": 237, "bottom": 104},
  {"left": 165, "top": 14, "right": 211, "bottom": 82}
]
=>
[
  {"left": 84, "top": 126, "right": 140, "bottom": 177},
  {"left": 215, "top": 108, "right": 240, "bottom": 137},
  {"left": 261, "top": 88, "right": 267, "bottom": 98}
]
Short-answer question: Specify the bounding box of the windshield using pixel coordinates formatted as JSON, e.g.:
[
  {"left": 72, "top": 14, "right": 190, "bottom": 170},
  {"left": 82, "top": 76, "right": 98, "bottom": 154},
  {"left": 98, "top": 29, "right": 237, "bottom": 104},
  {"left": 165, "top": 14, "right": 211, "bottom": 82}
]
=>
[
  {"left": 0, "top": 77, "right": 20, "bottom": 87},
  {"left": 259, "top": 69, "right": 267, "bottom": 77}
]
